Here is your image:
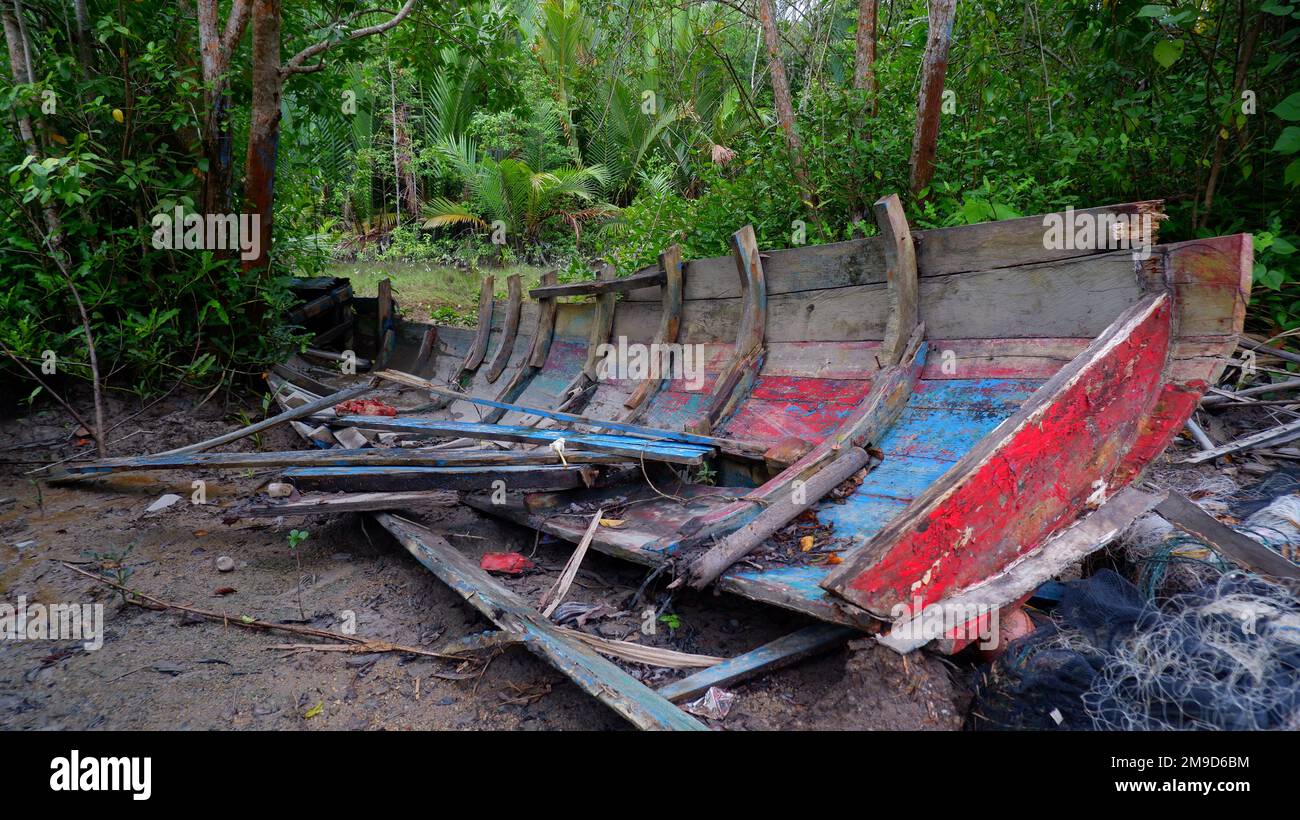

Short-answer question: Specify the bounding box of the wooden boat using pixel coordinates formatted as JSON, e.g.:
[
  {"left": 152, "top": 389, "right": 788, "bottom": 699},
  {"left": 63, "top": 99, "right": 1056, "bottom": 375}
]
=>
[
  {"left": 71, "top": 195, "right": 1251, "bottom": 728},
  {"left": 261, "top": 194, "right": 1248, "bottom": 631}
]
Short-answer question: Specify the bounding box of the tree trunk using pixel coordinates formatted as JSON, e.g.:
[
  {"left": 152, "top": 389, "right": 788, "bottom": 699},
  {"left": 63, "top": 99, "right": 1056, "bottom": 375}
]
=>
[
  {"left": 909, "top": 0, "right": 957, "bottom": 196},
  {"left": 72, "top": 0, "right": 93, "bottom": 72},
  {"left": 1200, "top": 12, "right": 1262, "bottom": 228},
  {"left": 756, "top": 0, "right": 812, "bottom": 203},
  {"left": 242, "top": 0, "right": 282, "bottom": 277},
  {"left": 853, "top": 0, "right": 877, "bottom": 109},
  {"left": 197, "top": 0, "right": 249, "bottom": 216}
]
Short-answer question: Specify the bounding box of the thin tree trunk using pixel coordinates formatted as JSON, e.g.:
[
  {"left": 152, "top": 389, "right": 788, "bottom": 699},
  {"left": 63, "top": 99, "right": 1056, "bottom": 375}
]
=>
[
  {"left": 909, "top": 0, "right": 957, "bottom": 196},
  {"left": 756, "top": 0, "right": 812, "bottom": 203},
  {"left": 242, "top": 0, "right": 282, "bottom": 279},
  {"left": 72, "top": 0, "right": 93, "bottom": 72},
  {"left": 1200, "top": 11, "right": 1262, "bottom": 228},
  {"left": 197, "top": 0, "right": 249, "bottom": 216},
  {"left": 853, "top": 0, "right": 877, "bottom": 109}
]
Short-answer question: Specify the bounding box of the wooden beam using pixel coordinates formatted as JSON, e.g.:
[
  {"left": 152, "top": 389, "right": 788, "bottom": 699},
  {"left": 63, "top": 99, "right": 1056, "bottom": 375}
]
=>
[
  {"left": 484, "top": 274, "right": 522, "bottom": 383},
  {"left": 1155, "top": 491, "right": 1300, "bottom": 581},
  {"left": 823, "top": 293, "right": 1174, "bottom": 618},
  {"left": 372, "top": 368, "right": 768, "bottom": 459},
  {"left": 874, "top": 193, "right": 919, "bottom": 365},
  {"left": 373, "top": 513, "right": 707, "bottom": 730},
  {"left": 243, "top": 490, "right": 460, "bottom": 517},
  {"left": 285, "top": 464, "right": 597, "bottom": 493},
  {"left": 1182, "top": 417, "right": 1300, "bottom": 464},
  {"left": 528, "top": 265, "right": 665, "bottom": 298},
  {"left": 623, "top": 245, "right": 683, "bottom": 421},
  {"left": 152, "top": 383, "right": 373, "bottom": 457},
  {"left": 691, "top": 225, "right": 767, "bottom": 434},
  {"left": 459, "top": 275, "right": 495, "bottom": 373},
  {"left": 68, "top": 446, "right": 633, "bottom": 474},
  {"left": 412, "top": 326, "right": 437, "bottom": 376},
  {"left": 657, "top": 624, "right": 859, "bottom": 702},
  {"left": 687, "top": 447, "right": 871, "bottom": 589},
  {"left": 558, "top": 262, "right": 618, "bottom": 413},
  {"left": 484, "top": 271, "right": 559, "bottom": 424},
  {"left": 319, "top": 414, "right": 712, "bottom": 465}
]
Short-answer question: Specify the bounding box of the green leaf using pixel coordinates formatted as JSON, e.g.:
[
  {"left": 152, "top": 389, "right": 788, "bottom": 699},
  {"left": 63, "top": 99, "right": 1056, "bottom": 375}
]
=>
[
  {"left": 1136, "top": 4, "right": 1167, "bottom": 18},
  {"left": 1285, "top": 158, "right": 1300, "bottom": 187},
  {"left": 1274, "top": 126, "right": 1300, "bottom": 154},
  {"left": 1273, "top": 237, "right": 1298, "bottom": 255},
  {"left": 304, "top": 702, "right": 323, "bottom": 719},
  {"left": 1153, "top": 39, "right": 1184, "bottom": 69},
  {"left": 1274, "top": 92, "right": 1300, "bottom": 121}
]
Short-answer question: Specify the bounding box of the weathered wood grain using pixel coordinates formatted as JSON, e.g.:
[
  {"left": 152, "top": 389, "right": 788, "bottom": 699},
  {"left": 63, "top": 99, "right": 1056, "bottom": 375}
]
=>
[
  {"left": 875, "top": 193, "right": 919, "bottom": 364},
  {"left": 484, "top": 274, "right": 522, "bottom": 383}
]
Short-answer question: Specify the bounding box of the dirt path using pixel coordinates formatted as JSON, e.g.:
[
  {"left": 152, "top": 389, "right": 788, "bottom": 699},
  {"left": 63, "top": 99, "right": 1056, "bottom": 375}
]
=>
[{"left": 0, "top": 391, "right": 968, "bottom": 730}]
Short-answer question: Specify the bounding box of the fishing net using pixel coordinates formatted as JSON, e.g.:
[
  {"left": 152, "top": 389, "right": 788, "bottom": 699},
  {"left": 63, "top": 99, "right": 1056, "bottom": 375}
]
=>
[{"left": 973, "top": 569, "right": 1300, "bottom": 731}]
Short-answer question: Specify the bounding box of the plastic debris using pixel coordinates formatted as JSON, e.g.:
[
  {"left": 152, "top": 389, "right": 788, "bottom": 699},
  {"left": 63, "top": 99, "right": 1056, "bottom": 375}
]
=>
[
  {"left": 146, "top": 493, "right": 183, "bottom": 513},
  {"left": 683, "top": 686, "right": 735, "bottom": 720},
  {"left": 333, "top": 399, "right": 397, "bottom": 417},
  {"left": 479, "top": 552, "right": 535, "bottom": 574}
]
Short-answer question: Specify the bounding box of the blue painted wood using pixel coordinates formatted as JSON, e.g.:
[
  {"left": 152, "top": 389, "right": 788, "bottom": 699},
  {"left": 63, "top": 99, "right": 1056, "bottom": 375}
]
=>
[
  {"left": 284, "top": 464, "right": 592, "bottom": 492},
  {"left": 325, "top": 415, "right": 714, "bottom": 464},
  {"left": 374, "top": 513, "right": 707, "bottom": 731},
  {"left": 657, "top": 623, "right": 860, "bottom": 702}
]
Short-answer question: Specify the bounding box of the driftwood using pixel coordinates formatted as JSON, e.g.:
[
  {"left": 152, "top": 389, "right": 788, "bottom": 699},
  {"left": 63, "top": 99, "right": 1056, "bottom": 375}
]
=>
[
  {"left": 242, "top": 490, "right": 460, "bottom": 517},
  {"left": 540, "top": 509, "right": 602, "bottom": 618}
]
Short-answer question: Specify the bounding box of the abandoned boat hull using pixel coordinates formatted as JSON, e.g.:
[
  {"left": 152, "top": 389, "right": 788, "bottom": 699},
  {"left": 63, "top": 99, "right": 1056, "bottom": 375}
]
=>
[{"left": 265, "top": 198, "right": 1249, "bottom": 643}]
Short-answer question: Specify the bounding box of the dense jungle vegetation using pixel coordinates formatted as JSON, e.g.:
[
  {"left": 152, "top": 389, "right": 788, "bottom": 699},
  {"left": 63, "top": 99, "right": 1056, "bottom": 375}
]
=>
[{"left": 2, "top": 1, "right": 1298, "bottom": 432}]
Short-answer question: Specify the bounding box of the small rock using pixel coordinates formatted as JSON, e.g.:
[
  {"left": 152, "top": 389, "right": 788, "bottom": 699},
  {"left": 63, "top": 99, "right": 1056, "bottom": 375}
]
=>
[
  {"left": 215, "top": 556, "right": 235, "bottom": 573},
  {"left": 145, "top": 493, "right": 183, "bottom": 514},
  {"left": 265, "top": 482, "right": 293, "bottom": 498}
]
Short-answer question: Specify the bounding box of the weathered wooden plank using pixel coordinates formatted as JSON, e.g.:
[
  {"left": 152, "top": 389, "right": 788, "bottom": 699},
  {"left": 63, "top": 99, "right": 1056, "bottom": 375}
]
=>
[
  {"left": 878, "top": 486, "right": 1162, "bottom": 653},
  {"left": 484, "top": 274, "right": 522, "bottom": 383},
  {"left": 412, "top": 327, "right": 437, "bottom": 376},
  {"left": 624, "top": 201, "right": 1165, "bottom": 302},
  {"left": 482, "top": 272, "right": 560, "bottom": 425},
  {"left": 691, "top": 226, "right": 767, "bottom": 433},
  {"left": 657, "top": 623, "right": 860, "bottom": 702},
  {"left": 623, "top": 245, "right": 684, "bottom": 421},
  {"left": 373, "top": 513, "right": 706, "bottom": 731},
  {"left": 243, "top": 490, "right": 459, "bottom": 517},
  {"left": 1182, "top": 417, "right": 1300, "bottom": 464},
  {"left": 154, "top": 383, "right": 373, "bottom": 457},
  {"left": 320, "top": 414, "right": 712, "bottom": 465},
  {"left": 687, "top": 447, "right": 871, "bottom": 589},
  {"left": 285, "top": 464, "right": 595, "bottom": 493},
  {"left": 558, "top": 263, "right": 618, "bottom": 413},
  {"left": 1155, "top": 491, "right": 1300, "bottom": 581},
  {"left": 529, "top": 265, "right": 666, "bottom": 298},
  {"left": 69, "top": 446, "right": 632, "bottom": 473},
  {"left": 459, "top": 275, "right": 495, "bottom": 373},
  {"left": 372, "top": 368, "right": 768, "bottom": 458},
  {"left": 823, "top": 293, "right": 1173, "bottom": 618},
  {"left": 875, "top": 193, "right": 919, "bottom": 364}
]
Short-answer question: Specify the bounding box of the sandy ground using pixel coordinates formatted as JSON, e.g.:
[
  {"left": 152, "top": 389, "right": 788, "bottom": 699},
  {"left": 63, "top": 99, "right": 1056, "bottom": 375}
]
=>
[{"left": 0, "top": 388, "right": 968, "bottom": 730}]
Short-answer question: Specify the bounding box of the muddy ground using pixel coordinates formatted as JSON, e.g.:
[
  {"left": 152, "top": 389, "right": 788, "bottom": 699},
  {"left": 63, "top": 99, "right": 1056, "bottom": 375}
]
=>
[{"left": 0, "top": 388, "right": 970, "bottom": 730}]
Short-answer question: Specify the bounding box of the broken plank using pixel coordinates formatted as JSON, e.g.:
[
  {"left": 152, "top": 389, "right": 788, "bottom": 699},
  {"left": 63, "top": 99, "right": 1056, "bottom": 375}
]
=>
[
  {"left": 243, "top": 490, "right": 460, "bottom": 517},
  {"left": 68, "top": 446, "right": 631, "bottom": 474},
  {"left": 284, "top": 464, "right": 597, "bottom": 493},
  {"left": 1155, "top": 491, "right": 1300, "bottom": 581},
  {"left": 1182, "top": 417, "right": 1300, "bottom": 464},
  {"left": 373, "top": 368, "right": 768, "bottom": 459},
  {"left": 373, "top": 513, "right": 706, "bottom": 730},
  {"left": 320, "top": 415, "right": 712, "bottom": 465},
  {"left": 484, "top": 274, "right": 522, "bottom": 383},
  {"left": 153, "top": 383, "right": 374, "bottom": 457},
  {"left": 528, "top": 265, "right": 665, "bottom": 298},
  {"left": 686, "top": 447, "right": 871, "bottom": 589},
  {"left": 657, "top": 623, "right": 859, "bottom": 702}
]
